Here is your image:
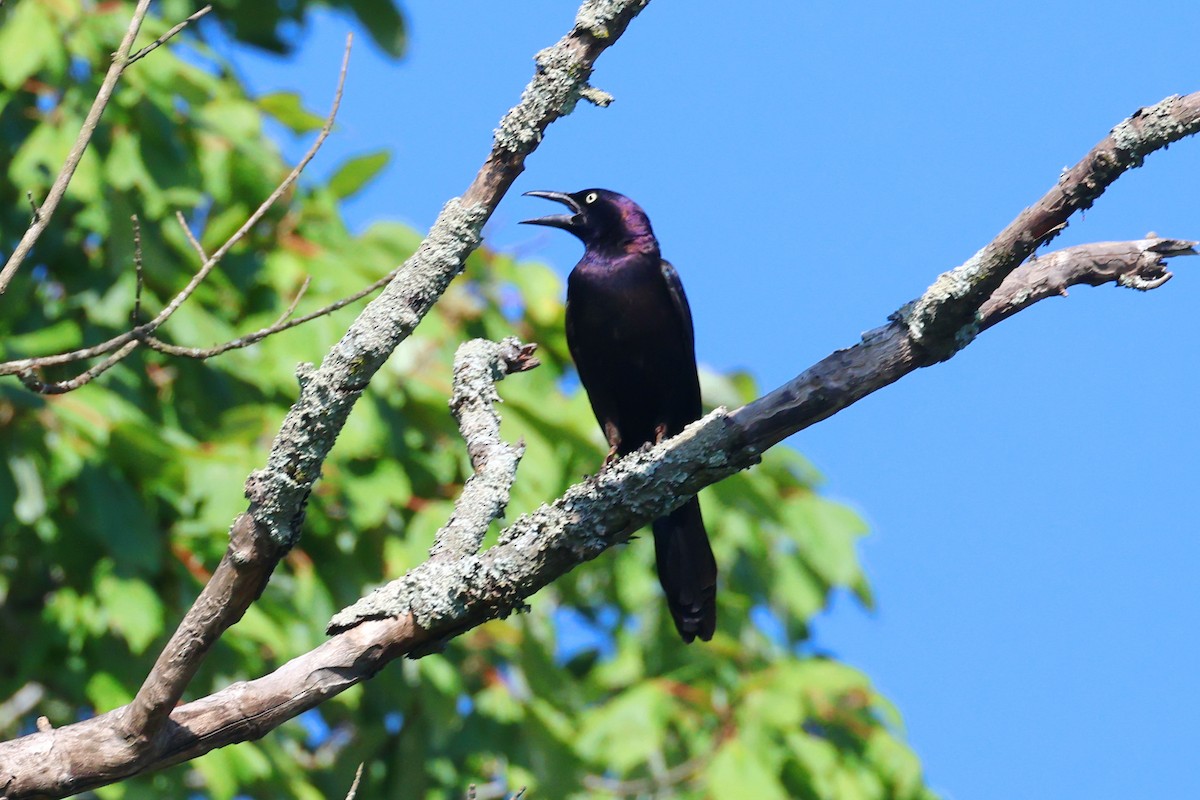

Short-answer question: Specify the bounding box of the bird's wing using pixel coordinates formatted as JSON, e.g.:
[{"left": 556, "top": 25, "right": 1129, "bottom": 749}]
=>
[{"left": 659, "top": 259, "right": 695, "bottom": 348}]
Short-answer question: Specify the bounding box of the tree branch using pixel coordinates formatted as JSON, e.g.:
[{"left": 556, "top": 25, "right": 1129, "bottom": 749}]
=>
[
  {"left": 904, "top": 94, "right": 1200, "bottom": 355},
  {"left": 429, "top": 337, "right": 539, "bottom": 561},
  {"left": 127, "top": 5, "right": 212, "bottom": 65},
  {"left": 0, "top": 4, "right": 650, "bottom": 796},
  {"left": 0, "top": 38, "right": 353, "bottom": 390},
  {"left": 0, "top": 233, "right": 1188, "bottom": 797},
  {"left": 0, "top": 0, "right": 153, "bottom": 294}
]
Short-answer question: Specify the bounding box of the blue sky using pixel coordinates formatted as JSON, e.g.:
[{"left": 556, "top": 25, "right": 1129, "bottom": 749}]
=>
[{"left": 227, "top": 3, "right": 1200, "bottom": 797}]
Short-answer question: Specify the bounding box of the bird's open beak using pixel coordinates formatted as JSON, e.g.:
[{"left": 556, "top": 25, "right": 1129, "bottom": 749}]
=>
[{"left": 520, "top": 190, "right": 582, "bottom": 230}]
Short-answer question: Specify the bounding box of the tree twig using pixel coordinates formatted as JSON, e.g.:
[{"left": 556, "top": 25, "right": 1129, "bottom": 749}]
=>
[
  {"left": 905, "top": 94, "right": 1200, "bottom": 355},
  {"left": 0, "top": 37, "right": 354, "bottom": 391},
  {"left": 0, "top": 0, "right": 154, "bottom": 294},
  {"left": 127, "top": 5, "right": 212, "bottom": 64},
  {"left": 343, "top": 762, "right": 364, "bottom": 800}
]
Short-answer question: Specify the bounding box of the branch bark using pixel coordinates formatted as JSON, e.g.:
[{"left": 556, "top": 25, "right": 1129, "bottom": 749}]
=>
[
  {"left": 3, "top": 234, "right": 1186, "bottom": 799},
  {"left": 429, "top": 337, "right": 539, "bottom": 561}
]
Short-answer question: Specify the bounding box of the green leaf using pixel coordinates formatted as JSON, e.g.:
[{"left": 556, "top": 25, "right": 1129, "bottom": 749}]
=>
[
  {"left": 328, "top": 150, "right": 391, "bottom": 199},
  {"left": 95, "top": 569, "right": 165, "bottom": 655},
  {"left": 706, "top": 738, "right": 789, "bottom": 800},
  {"left": 577, "top": 683, "right": 672, "bottom": 772},
  {"left": 75, "top": 464, "right": 163, "bottom": 573},
  {"left": 346, "top": 0, "right": 407, "bottom": 58},
  {"left": 0, "top": 1, "right": 57, "bottom": 88},
  {"left": 86, "top": 671, "right": 134, "bottom": 712},
  {"left": 257, "top": 91, "right": 325, "bottom": 134}
]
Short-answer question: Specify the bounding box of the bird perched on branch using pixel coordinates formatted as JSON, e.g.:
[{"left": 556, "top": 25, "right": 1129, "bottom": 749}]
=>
[{"left": 522, "top": 188, "right": 717, "bottom": 643}]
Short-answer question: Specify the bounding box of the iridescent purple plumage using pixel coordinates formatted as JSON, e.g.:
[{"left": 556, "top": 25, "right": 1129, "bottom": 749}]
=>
[{"left": 522, "top": 188, "right": 717, "bottom": 643}]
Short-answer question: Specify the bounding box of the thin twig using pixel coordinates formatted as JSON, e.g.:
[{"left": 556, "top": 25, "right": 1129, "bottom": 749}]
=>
[
  {"left": 127, "top": 5, "right": 212, "bottom": 64},
  {"left": 176, "top": 210, "right": 208, "bottom": 261},
  {"left": 18, "top": 341, "right": 141, "bottom": 395},
  {"left": 143, "top": 269, "right": 388, "bottom": 359},
  {"left": 0, "top": 0, "right": 154, "bottom": 294},
  {"left": 117, "top": 35, "right": 355, "bottom": 740},
  {"left": 342, "top": 762, "right": 364, "bottom": 800},
  {"left": 131, "top": 215, "right": 144, "bottom": 325},
  {"left": 0, "top": 35, "right": 355, "bottom": 390}
]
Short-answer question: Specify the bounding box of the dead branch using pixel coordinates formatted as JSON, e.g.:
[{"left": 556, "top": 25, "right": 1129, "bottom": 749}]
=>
[
  {"left": 0, "top": 230, "right": 1189, "bottom": 795},
  {"left": 905, "top": 94, "right": 1200, "bottom": 354},
  {"left": 0, "top": 0, "right": 153, "bottom": 294},
  {"left": 430, "top": 337, "right": 539, "bottom": 560},
  {"left": 0, "top": 37, "right": 353, "bottom": 393},
  {"left": 0, "top": 4, "right": 653, "bottom": 796}
]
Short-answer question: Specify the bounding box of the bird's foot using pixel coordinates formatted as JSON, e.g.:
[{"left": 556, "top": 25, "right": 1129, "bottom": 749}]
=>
[
  {"left": 654, "top": 423, "right": 668, "bottom": 445},
  {"left": 603, "top": 421, "right": 622, "bottom": 467},
  {"left": 603, "top": 444, "right": 619, "bottom": 468}
]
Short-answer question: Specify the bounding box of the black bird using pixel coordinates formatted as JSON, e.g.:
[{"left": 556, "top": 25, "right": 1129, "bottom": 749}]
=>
[{"left": 522, "top": 188, "right": 717, "bottom": 643}]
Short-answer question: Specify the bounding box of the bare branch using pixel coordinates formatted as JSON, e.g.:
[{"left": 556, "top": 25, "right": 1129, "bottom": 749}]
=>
[
  {"left": 0, "top": 37, "right": 354, "bottom": 389},
  {"left": 17, "top": 340, "right": 141, "bottom": 395},
  {"left": 905, "top": 94, "right": 1200, "bottom": 355},
  {"left": 343, "top": 763, "right": 364, "bottom": 800},
  {"left": 328, "top": 236, "right": 1193, "bottom": 637},
  {"left": 430, "top": 337, "right": 539, "bottom": 561},
  {"left": 737, "top": 234, "right": 1197, "bottom": 451},
  {"left": 131, "top": 215, "right": 144, "bottom": 325},
  {"left": 127, "top": 5, "right": 212, "bottom": 64},
  {"left": 0, "top": 234, "right": 1188, "bottom": 795},
  {"left": 143, "top": 268, "right": 389, "bottom": 359},
  {"left": 0, "top": 0, "right": 153, "bottom": 294},
  {"left": 977, "top": 237, "right": 1194, "bottom": 329}
]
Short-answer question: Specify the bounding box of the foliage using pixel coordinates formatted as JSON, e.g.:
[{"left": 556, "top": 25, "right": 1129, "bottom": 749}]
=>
[{"left": 0, "top": 2, "right": 934, "bottom": 798}]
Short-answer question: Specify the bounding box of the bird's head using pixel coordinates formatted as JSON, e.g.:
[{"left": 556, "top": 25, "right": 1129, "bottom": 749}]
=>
[{"left": 521, "top": 188, "right": 656, "bottom": 253}]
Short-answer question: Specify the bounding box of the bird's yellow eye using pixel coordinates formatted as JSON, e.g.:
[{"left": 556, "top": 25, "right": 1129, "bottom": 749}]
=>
[{"left": 585, "top": 192, "right": 598, "bottom": 204}]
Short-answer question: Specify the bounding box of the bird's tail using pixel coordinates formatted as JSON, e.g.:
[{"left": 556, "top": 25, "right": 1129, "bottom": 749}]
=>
[{"left": 652, "top": 498, "right": 717, "bottom": 643}]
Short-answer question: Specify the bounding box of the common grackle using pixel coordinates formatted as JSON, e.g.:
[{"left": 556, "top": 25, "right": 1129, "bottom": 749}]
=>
[{"left": 522, "top": 188, "right": 717, "bottom": 643}]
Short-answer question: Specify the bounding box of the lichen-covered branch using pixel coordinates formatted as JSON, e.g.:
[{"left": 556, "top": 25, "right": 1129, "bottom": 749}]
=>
[
  {"left": 0, "top": 4, "right": 651, "bottom": 797},
  {"left": 0, "top": 232, "right": 1187, "bottom": 798},
  {"left": 332, "top": 236, "right": 1196, "bottom": 634},
  {"left": 734, "top": 237, "right": 1194, "bottom": 450},
  {"left": 430, "top": 338, "right": 540, "bottom": 561},
  {"left": 904, "top": 93, "right": 1200, "bottom": 355}
]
